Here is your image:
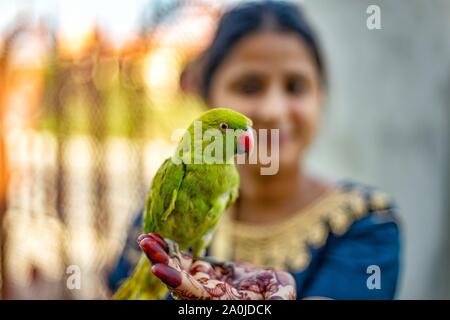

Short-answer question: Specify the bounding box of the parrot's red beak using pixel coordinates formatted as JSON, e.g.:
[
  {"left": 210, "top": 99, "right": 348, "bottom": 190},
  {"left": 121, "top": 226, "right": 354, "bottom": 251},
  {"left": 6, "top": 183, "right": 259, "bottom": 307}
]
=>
[{"left": 237, "top": 126, "right": 254, "bottom": 154}]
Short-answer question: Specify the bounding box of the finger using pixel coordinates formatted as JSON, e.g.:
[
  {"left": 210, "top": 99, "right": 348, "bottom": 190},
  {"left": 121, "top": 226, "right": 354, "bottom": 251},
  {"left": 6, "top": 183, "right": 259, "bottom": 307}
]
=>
[
  {"left": 136, "top": 233, "right": 150, "bottom": 244},
  {"left": 152, "top": 263, "right": 183, "bottom": 288},
  {"left": 265, "top": 285, "right": 296, "bottom": 300},
  {"left": 177, "top": 267, "right": 258, "bottom": 300},
  {"left": 137, "top": 233, "right": 168, "bottom": 252},
  {"left": 154, "top": 262, "right": 266, "bottom": 300},
  {"left": 210, "top": 260, "right": 258, "bottom": 283},
  {"left": 274, "top": 270, "right": 296, "bottom": 287},
  {"left": 208, "top": 261, "right": 240, "bottom": 283},
  {"left": 189, "top": 260, "right": 216, "bottom": 278},
  {"left": 152, "top": 263, "right": 211, "bottom": 300},
  {"left": 166, "top": 247, "right": 193, "bottom": 272},
  {"left": 234, "top": 276, "right": 265, "bottom": 299},
  {"left": 263, "top": 271, "right": 296, "bottom": 300},
  {"left": 139, "top": 238, "right": 169, "bottom": 265},
  {"left": 231, "top": 261, "right": 259, "bottom": 279}
]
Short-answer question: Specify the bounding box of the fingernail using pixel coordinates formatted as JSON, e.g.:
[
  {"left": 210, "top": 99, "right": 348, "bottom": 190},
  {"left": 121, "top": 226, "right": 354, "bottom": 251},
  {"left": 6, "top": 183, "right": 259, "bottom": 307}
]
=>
[
  {"left": 151, "top": 233, "right": 165, "bottom": 242},
  {"left": 137, "top": 234, "right": 150, "bottom": 244},
  {"left": 148, "top": 233, "right": 169, "bottom": 252},
  {"left": 139, "top": 238, "right": 169, "bottom": 264},
  {"left": 152, "top": 264, "right": 182, "bottom": 288}
]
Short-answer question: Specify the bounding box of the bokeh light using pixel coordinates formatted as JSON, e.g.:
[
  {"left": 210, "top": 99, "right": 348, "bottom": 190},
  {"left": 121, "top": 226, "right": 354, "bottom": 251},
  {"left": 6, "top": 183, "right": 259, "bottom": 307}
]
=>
[{"left": 0, "top": 0, "right": 220, "bottom": 299}]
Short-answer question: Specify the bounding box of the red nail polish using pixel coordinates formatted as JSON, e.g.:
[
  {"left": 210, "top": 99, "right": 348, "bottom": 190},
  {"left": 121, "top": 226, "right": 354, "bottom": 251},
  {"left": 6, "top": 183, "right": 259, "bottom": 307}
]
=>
[
  {"left": 151, "top": 233, "right": 164, "bottom": 241},
  {"left": 137, "top": 234, "right": 151, "bottom": 244},
  {"left": 139, "top": 238, "right": 169, "bottom": 264},
  {"left": 152, "top": 264, "right": 182, "bottom": 288},
  {"left": 148, "top": 233, "right": 169, "bottom": 252}
]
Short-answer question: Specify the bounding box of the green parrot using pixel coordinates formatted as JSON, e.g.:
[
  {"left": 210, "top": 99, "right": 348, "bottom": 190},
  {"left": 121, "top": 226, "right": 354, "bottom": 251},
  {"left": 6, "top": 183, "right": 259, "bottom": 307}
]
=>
[{"left": 113, "top": 108, "right": 253, "bottom": 300}]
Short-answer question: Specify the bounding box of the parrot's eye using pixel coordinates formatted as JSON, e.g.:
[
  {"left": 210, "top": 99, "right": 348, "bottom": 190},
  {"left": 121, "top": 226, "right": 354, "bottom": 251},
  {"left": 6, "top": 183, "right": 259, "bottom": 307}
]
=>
[{"left": 219, "top": 123, "right": 229, "bottom": 131}]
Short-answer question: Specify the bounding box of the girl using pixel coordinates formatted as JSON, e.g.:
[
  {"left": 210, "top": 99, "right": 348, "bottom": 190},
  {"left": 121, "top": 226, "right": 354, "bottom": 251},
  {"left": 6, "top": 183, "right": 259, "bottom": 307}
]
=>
[{"left": 110, "top": 1, "right": 400, "bottom": 300}]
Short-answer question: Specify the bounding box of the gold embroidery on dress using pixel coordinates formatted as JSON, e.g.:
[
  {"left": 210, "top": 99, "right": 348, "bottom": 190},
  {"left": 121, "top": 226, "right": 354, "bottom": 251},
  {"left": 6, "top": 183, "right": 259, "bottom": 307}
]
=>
[{"left": 209, "top": 185, "right": 391, "bottom": 272}]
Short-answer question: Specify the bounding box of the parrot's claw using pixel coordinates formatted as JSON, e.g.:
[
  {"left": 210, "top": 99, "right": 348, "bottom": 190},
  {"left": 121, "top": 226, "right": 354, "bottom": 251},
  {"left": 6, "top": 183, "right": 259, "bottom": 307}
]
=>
[{"left": 165, "top": 238, "right": 180, "bottom": 258}]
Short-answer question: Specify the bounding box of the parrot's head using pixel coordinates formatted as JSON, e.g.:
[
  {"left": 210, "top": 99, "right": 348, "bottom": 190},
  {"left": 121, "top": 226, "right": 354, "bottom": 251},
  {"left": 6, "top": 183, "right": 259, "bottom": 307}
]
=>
[{"left": 182, "top": 108, "right": 254, "bottom": 163}]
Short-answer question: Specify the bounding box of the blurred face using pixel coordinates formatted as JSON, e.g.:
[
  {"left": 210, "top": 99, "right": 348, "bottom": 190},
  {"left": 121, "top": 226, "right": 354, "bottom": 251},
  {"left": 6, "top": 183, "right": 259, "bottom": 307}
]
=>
[{"left": 208, "top": 31, "right": 323, "bottom": 174}]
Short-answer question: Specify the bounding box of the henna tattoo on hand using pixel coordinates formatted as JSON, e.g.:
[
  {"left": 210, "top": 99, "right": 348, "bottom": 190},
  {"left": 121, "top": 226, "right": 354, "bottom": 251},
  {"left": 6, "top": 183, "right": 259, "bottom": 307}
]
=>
[{"left": 138, "top": 233, "right": 297, "bottom": 300}]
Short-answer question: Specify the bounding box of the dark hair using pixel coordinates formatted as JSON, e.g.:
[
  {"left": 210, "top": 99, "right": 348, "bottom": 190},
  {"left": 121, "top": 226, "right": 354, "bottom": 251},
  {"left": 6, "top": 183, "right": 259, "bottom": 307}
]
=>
[{"left": 200, "top": 0, "right": 326, "bottom": 99}]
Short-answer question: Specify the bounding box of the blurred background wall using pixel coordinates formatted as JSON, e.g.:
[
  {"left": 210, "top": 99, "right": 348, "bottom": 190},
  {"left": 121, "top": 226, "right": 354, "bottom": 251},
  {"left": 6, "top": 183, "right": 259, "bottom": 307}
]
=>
[
  {"left": 0, "top": 0, "right": 449, "bottom": 299},
  {"left": 303, "top": 0, "right": 450, "bottom": 299}
]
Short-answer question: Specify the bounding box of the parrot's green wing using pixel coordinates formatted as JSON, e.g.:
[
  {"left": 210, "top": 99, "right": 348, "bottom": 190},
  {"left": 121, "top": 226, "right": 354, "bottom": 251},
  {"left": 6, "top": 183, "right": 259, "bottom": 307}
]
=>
[
  {"left": 191, "top": 186, "right": 238, "bottom": 257},
  {"left": 144, "top": 158, "right": 185, "bottom": 233}
]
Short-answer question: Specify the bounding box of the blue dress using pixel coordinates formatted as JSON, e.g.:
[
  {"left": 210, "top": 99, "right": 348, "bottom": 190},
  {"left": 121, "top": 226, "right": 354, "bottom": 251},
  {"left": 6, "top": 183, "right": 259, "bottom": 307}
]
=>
[{"left": 108, "top": 180, "right": 400, "bottom": 300}]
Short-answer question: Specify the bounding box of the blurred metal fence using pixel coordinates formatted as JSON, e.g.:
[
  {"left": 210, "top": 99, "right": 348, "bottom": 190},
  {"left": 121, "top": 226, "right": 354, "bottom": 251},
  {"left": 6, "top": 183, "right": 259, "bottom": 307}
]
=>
[{"left": 0, "top": 0, "right": 219, "bottom": 299}]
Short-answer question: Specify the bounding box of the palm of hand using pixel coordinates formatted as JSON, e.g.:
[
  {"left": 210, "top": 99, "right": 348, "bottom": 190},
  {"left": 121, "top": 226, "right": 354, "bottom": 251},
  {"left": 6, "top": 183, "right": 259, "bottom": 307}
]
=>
[{"left": 138, "top": 233, "right": 296, "bottom": 300}]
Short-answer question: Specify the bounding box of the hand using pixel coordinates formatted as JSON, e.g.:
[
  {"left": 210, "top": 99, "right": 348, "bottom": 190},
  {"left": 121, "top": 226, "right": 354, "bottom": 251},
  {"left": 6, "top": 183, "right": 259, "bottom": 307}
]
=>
[{"left": 137, "top": 233, "right": 297, "bottom": 300}]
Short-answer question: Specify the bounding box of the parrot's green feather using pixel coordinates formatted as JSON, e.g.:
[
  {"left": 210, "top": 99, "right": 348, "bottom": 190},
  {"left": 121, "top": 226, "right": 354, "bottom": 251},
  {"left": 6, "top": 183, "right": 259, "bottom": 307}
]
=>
[
  {"left": 144, "top": 159, "right": 186, "bottom": 233},
  {"left": 114, "top": 108, "right": 251, "bottom": 300},
  {"left": 112, "top": 255, "right": 167, "bottom": 300}
]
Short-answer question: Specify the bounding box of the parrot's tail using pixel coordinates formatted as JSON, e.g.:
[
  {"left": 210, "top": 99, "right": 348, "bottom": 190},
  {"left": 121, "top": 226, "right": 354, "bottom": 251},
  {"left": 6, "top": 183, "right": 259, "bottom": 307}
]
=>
[{"left": 113, "top": 255, "right": 168, "bottom": 300}]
